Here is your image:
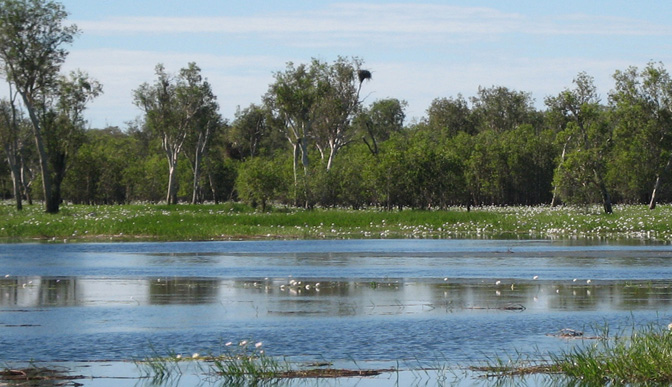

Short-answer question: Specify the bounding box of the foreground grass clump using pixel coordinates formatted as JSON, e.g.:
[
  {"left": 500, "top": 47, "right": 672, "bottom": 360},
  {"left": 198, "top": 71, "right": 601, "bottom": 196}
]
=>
[
  {"left": 475, "top": 324, "right": 672, "bottom": 385},
  {"left": 138, "top": 340, "right": 389, "bottom": 384},
  {"left": 2, "top": 201, "right": 672, "bottom": 242},
  {"left": 552, "top": 324, "right": 672, "bottom": 385},
  {"left": 209, "top": 340, "right": 285, "bottom": 382},
  {"left": 134, "top": 341, "right": 281, "bottom": 383}
]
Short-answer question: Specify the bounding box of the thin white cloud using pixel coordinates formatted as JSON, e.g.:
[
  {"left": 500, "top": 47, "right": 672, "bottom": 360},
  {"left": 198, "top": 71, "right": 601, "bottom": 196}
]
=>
[{"left": 75, "top": 3, "right": 672, "bottom": 40}]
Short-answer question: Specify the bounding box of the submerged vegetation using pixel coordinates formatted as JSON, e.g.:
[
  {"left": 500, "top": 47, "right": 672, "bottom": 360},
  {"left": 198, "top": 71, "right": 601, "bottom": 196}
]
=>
[{"left": 2, "top": 202, "right": 672, "bottom": 242}]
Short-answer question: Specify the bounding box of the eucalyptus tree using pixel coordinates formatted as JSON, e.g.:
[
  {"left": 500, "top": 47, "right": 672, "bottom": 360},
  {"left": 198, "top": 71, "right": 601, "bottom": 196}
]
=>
[
  {"left": 134, "top": 63, "right": 217, "bottom": 204},
  {"left": 546, "top": 72, "right": 614, "bottom": 213},
  {"left": 45, "top": 70, "right": 102, "bottom": 205},
  {"left": 0, "top": 0, "right": 81, "bottom": 213},
  {"left": 265, "top": 61, "right": 320, "bottom": 203},
  {"left": 179, "top": 63, "right": 222, "bottom": 204},
  {"left": 610, "top": 62, "right": 672, "bottom": 209},
  {"left": 265, "top": 57, "right": 371, "bottom": 206},
  {"left": 311, "top": 57, "right": 371, "bottom": 171},
  {"left": 134, "top": 65, "right": 182, "bottom": 204}
]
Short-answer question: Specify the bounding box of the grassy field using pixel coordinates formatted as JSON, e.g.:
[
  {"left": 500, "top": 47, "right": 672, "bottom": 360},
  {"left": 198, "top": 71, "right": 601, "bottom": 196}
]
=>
[{"left": 2, "top": 201, "right": 672, "bottom": 242}]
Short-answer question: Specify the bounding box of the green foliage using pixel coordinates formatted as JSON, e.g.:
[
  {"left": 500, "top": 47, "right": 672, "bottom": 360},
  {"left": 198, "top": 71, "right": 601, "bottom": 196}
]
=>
[
  {"left": 235, "top": 157, "right": 286, "bottom": 211},
  {"left": 500, "top": 125, "right": 556, "bottom": 204},
  {"left": 0, "top": 0, "right": 78, "bottom": 92},
  {"left": 63, "top": 127, "right": 136, "bottom": 204},
  {"left": 354, "top": 98, "right": 407, "bottom": 155},
  {"left": 228, "top": 104, "right": 279, "bottom": 159},
  {"left": 609, "top": 62, "right": 672, "bottom": 208},
  {"left": 203, "top": 155, "right": 237, "bottom": 203},
  {"left": 134, "top": 154, "right": 168, "bottom": 203},
  {"left": 547, "top": 73, "right": 615, "bottom": 213},
  {"left": 133, "top": 62, "right": 221, "bottom": 205},
  {"left": 0, "top": 0, "right": 100, "bottom": 213},
  {"left": 471, "top": 86, "right": 537, "bottom": 133},
  {"left": 426, "top": 95, "right": 475, "bottom": 137},
  {"left": 331, "top": 144, "right": 378, "bottom": 209}
]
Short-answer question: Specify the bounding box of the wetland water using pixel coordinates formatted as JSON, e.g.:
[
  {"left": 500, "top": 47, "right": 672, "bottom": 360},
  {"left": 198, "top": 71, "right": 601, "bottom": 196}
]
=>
[{"left": 1, "top": 239, "right": 672, "bottom": 385}]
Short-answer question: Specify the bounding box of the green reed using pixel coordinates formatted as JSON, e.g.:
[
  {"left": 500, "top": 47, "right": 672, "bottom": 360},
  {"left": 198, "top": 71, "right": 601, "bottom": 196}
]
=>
[
  {"left": 552, "top": 324, "right": 672, "bottom": 385},
  {"left": 208, "top": 340, "right": 286, "bottom": 383},
  {"left": 134, "top": 346, "right": 183, "bottom": 383},
  {"left": 136, "top": 340, "right": 286, "bottom": 384},
  {"left": 473, "top": 323, "right": 672, "bottom": 385}
]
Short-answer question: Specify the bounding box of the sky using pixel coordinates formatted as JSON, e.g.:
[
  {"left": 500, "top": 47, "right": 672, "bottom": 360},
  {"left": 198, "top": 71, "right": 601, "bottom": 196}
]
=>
[{"left": 8, "top": 0, "right": 672, "bottom": 129}]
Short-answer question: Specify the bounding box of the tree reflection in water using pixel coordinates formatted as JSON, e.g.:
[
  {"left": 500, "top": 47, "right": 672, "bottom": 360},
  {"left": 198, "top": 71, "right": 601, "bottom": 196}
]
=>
[{"left": 2, "top": 276, "right": 669, "bottom": 313}]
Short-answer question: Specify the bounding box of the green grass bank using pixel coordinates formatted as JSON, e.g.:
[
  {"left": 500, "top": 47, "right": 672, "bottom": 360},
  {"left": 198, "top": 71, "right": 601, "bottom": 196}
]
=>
[{"left": 2, "top": 202, "right": 672, "bottom": 242}]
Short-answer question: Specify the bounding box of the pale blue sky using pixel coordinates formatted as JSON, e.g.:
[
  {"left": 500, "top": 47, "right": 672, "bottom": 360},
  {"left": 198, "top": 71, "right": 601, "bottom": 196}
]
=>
[{"left": 23, "top": 1, "right": 672, "bottom": 128}]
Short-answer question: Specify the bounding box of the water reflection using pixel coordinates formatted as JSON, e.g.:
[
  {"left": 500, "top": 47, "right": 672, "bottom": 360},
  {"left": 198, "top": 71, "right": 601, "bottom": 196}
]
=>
[
  {"left": 2, "top": 276, "right": 671, "bottom": 315},
  {"left": 149, "top": 278, "right": 220, "bottom": 305},
  {"left": 0, "top": 277, "right": 77, "bottom": 307}
]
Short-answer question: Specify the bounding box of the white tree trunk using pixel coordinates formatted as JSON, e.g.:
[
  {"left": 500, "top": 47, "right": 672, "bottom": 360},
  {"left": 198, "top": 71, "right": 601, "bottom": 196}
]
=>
[{"left": 649, "top": 156, "right": 672, "bottom": 209}]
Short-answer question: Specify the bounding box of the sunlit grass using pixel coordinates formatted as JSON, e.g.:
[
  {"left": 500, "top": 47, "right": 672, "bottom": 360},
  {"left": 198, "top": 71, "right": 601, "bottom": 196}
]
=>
[
  {"left": 473, "top": 323, "right": 672, "bottom": 385},
  {"left": 552, "top": 324, "right": 672, "bottom": 385},
  {"left": 2, "top": 201, "right": 672, "bottom": 242}
]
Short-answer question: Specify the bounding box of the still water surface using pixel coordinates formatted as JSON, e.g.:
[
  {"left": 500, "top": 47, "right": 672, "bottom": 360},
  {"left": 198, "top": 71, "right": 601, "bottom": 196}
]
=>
[{"left": 0, "top": 239, "right": 671, "bottom": 384}]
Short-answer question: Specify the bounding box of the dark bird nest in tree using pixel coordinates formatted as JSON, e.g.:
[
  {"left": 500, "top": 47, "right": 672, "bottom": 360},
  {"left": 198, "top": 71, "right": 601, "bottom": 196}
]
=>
[{"left": 358, "top": 70, "right": 372, "bottom": 83}]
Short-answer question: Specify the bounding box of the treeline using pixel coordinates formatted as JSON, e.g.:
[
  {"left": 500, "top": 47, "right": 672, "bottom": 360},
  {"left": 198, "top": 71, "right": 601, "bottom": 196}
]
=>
[
  {"left": 3, "top": 61, "right": 672, "bottom": 213},
  {"left": 2, "top": 1, "right": 672, "bottom": 214}
]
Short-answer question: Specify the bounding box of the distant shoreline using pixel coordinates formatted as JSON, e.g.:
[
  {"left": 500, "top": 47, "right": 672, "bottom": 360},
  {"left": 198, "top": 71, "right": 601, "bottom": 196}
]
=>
[{"left": 2, "top": 202, "right": 671, "bottom": 243}]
